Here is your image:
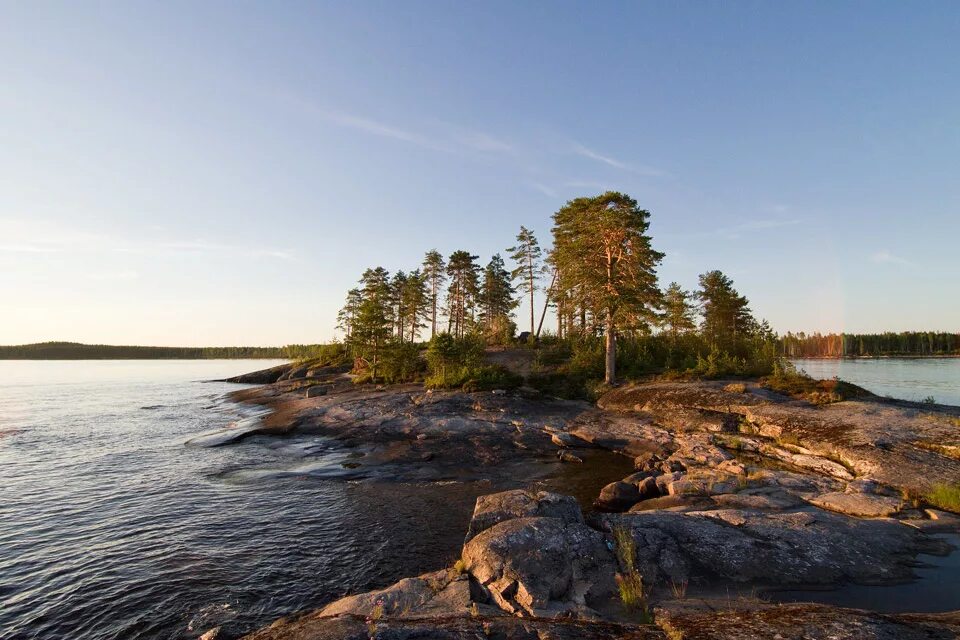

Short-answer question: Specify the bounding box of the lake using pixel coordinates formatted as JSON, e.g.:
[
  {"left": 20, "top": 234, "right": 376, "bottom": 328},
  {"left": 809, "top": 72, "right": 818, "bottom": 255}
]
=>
[
  {"left": 0, "top": 360, "right": 626, "bottom": 640},
  {"left": 791, "top": 357, "right": 960, "bottom": 406}
]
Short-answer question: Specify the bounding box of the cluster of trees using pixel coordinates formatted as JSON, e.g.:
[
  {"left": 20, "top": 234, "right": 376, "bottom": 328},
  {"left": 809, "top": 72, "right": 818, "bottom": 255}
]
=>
[
  {"left": 781, "top": 332, "right": 960, "bottom": 358},
  {"left": 336, "top": 248, "right": 521, "bottom": 379},
  {"left": 338, "top": 192, "right": 777, "bottom": 385},
  {"left": 0, "top": 342, "right": 326, "bottom": 360}
]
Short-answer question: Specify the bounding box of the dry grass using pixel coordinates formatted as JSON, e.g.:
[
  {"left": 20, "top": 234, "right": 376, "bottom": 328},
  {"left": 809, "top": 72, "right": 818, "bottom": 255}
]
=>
[
  {"left": 670, "top": 578, "right": 689, "bottom": 599},
  {"left": 723, "top": 382, "right": 747, "bottom": 394}
]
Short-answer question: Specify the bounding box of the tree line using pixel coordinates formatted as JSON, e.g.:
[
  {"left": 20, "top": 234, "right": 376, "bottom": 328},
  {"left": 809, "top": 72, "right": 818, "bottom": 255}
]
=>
[
  {"left": 781, "top": 332, "right": 960, "bottom": 358},
  {"left": 0, "top": 342, "right": 330, "bottom": 360},
  {"left": 338, "top": 191, "right": 775, "bottom": 385}
]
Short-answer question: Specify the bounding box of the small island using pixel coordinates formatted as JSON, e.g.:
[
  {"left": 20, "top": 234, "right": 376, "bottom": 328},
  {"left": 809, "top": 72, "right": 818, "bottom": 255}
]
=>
[{"left": 197, "top": 192, "right": 960, "bottom": 640}]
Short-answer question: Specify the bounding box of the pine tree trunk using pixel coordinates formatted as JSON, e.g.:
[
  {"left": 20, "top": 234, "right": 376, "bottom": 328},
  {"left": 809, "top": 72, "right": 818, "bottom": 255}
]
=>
[
  {"left": 605, "top": 308, "right": 616, "bottom": 385},
  {"left": 528, "top": 258, "right": 535, "bottom": 336},
  {"left": 431, "top": 280, "right": 438, "bottom": 338}
]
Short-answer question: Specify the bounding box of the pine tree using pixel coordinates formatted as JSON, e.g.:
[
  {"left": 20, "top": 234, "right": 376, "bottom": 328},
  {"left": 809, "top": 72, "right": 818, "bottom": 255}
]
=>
[
  {"left": 551, "top": 192, "right": 663, "bottom": 384},
  {"left": 662, "top": 282, "right": 696, "bottom": 338},
  {"left": 479, "top": 254, "right": 517, "bottom": 343},
  {"left": 349, "top": 267, "right": 394, "bottom": 379},
  {"left": 445, "top": 250, "right": 480, "bottom": 338},
  {"left": 507, "top": 226, "right": 543, "bottom": 336},
  {"left": 697, "top": 270, "right": 753, "bottom": 346},
  {"left": 422, "top": 250, "right": 446, "bottom": 339},
  {"left": 401, "top": 269, "right": 430, "bottom": 342},
  {"left": 336, "top": 288, "right": 362, "bottom": 340},
  {"left": 390, "top": 271, "right": 409, "bottom": 342}
]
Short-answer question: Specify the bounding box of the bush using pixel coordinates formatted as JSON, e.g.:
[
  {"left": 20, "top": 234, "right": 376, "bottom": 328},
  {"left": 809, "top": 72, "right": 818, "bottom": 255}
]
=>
[
  {"left": 424, "top": 333, "right": 514, "bottom": 391},
  {"left": 425, "top": 364, "right": 521, "bottom": 391},
  {"left": 378, "top": 342, "right": 425, "bottom": 384}
]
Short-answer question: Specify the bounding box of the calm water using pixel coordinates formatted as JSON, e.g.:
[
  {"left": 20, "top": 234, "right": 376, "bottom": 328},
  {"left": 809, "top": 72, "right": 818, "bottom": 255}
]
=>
[
  {"left": 0, "top": 360, "right": 626, "bottom": 640},
  {"left": 792, "top": 357, "right": 960, "bottom": 406}
]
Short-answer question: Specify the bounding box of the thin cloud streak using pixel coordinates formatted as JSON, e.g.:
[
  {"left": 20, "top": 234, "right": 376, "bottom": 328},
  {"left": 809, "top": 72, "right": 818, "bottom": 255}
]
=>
[
  {"left": 321, "top": 110, "right": 437, "bottom": 148},
  {"left": 871, "top": 250, "right": 916, "bottom": 268},
  {"left": 571, "top": 143, "right": 666, "bottom": 177},
  {"left": 529, "top": 182, "right": 558, "bottom": 198}
]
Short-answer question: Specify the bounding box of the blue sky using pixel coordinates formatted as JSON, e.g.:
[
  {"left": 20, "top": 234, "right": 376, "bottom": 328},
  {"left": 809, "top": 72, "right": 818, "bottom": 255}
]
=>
[{"left": 2, "top": 1, "right": 958, "bottom": 346}]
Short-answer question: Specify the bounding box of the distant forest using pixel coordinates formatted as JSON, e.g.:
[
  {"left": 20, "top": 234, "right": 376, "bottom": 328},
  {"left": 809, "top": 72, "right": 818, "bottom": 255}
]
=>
[
  {"left": 0, "top": 342, "right": 327, "bottom": 360},
  {"left": 781, "top": 332, "right": 960, "bottom": 358}
]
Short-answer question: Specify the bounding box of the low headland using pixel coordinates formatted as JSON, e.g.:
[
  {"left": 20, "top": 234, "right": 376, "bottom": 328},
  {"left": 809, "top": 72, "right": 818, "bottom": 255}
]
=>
[{"left": 194, "top": 347, "right": 960, "bottom": 640}]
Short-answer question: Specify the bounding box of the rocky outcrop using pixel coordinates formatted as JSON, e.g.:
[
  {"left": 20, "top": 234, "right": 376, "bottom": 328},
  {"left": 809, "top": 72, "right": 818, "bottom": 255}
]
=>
[
  {"left": 226, "top": 374, "right": 960, "bottom": 640},
  {"left": 462, "top": 515, "right": 616, "bottom": 617},
  {"left": 603, "top": 508, "right": 948, "bottom": 586},
  {"left": 464, "top": 490, "right": 583, "bottom": 543}
]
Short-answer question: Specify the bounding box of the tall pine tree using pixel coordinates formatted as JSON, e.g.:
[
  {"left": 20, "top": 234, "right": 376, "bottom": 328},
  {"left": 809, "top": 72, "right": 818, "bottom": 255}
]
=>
[
  {"left": 551, "top": 192, "right": 663, "bottom": 384},
  {"left": 507, "top": 226, "right": 542, "bottom": 336}
]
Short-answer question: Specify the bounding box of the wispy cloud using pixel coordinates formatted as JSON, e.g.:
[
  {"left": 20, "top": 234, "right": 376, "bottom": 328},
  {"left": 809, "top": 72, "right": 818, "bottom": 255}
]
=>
[
  {"left": 529, "top": 182, "right": 558, "bottom": 198},
  {"left": 0, "top": 218, "right": 295, "bottom": 261},
  {"left": 321, "top": 110, "right": 436, "bottom": 148},
  {"left": 571, "top": 143, "right": 666, "bottom": 177},
  {"left": 871, "top": 250, "right": 916, "bottom": 268},
  {"left": 312, "top": 106, "right": 516, "bottom": 157}
]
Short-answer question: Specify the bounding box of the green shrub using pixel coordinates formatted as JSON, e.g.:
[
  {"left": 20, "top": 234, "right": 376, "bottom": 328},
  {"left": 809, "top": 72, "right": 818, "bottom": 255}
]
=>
[
  {"left": 378, "top": 342, "right": 425, "bottom": 384},
  {"left": 425, "top": 364, "right": 521, "bottom": 391}
]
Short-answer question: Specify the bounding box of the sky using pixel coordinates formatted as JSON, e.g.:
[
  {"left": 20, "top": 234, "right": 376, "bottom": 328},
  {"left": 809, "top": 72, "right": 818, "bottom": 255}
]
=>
[{"left": 1, "top": 1, "right": 958, "bottom": 346}]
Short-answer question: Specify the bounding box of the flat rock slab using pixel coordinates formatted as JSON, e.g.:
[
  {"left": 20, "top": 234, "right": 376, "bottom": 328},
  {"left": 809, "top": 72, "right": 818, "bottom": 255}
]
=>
[
  {"left": 657, "top": 603, "right": 960, "bottom": 640},
  {"left": 464, "top": 489, "right": 583, "bottom": 543},
  {"left": 184, "top": 416, "right": 268, "bottom": 447},
  {"left": 242, "top": 614, "right": 666, "bottom": 640},
  {"left": 809, "top": 492, "right": 904, "bottom": 518},
  {"left": 606, "top": 507, "right": 946, "bottom": 586}
]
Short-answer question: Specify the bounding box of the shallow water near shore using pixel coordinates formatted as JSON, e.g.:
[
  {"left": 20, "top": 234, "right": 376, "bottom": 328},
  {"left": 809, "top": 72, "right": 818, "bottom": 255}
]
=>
[
  {"left": 771, "top": 534, "right": 960, "bottom": 612},
  {"left": 791, "top": 357, "right": 960, "bottom": 406},
  {"left": 0, "top": 360, "right": 631, "bottom": 640}
]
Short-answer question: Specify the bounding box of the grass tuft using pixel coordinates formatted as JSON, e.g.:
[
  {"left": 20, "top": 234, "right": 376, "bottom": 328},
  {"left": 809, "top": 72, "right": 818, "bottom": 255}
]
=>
[{"left": 925, "top": 483, "right": 960, "bottom": 513}]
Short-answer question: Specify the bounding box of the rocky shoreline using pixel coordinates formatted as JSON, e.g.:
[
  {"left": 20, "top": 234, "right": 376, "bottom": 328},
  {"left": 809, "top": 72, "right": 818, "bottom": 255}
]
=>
[{"left": 202, "top": 361, "right": 960, "bottom": 639}]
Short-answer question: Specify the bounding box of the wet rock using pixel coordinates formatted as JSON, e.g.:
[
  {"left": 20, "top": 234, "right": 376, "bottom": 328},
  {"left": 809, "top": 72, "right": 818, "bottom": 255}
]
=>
[
  {"left": 462, "top": 516, "right": 617, "bottom": 617},
  {"left": 595, "top": 481, "right": 641, "bottom": 512},
  {"left": 464, "top": 490, "right": 583, "bottom": 543},
  {"left": 637, "top": 476, "right": 661, "bottom": 500},
  {"left": 808, "top": 492, "right": 903, "bottom": 518},
  {"left": 559, "top": 452, "right": 584, "bottom": 463},
  {"left": 198, "top": 627, "right": 220, "bottom": 640},
  {"left": 551, "top": 432, "right": 577, "bottom": 447}
]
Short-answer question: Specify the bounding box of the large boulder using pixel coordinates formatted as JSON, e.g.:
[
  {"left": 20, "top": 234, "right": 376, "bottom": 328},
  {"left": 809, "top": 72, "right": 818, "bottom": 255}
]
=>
[
  {"left": 464, "top": 490, "right": 583, "bottom": 543},
  {"left": 462, "top": 516, "right": 617, "bottom": 617},
  {"left": 595, "top": 481, "right": 641, "bottom": 512}
]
